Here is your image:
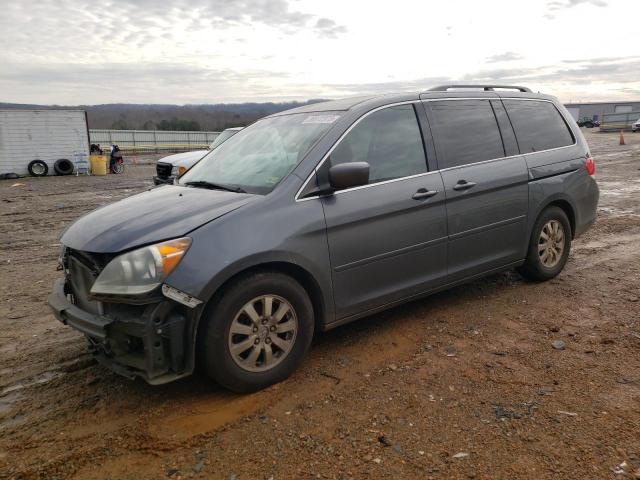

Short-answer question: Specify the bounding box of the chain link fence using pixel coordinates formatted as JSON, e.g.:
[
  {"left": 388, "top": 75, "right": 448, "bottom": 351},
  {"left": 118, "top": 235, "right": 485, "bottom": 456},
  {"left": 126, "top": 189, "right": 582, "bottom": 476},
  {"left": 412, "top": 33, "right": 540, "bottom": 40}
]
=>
[
  {"left": 89, "top": 129, "right": 221, "bottom": 154},
  {"left": 599, "top": 112, "right": 640, "bottom": 132}
]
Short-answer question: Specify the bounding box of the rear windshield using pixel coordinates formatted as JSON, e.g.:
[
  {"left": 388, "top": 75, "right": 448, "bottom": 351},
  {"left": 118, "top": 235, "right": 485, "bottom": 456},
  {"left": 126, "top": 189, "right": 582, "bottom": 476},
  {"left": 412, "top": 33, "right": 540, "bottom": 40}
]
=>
[
  {"left": 180, "top": 112, "right": 341, "bottom": 194},
  {"left": 503, "top": 100, "right": 575, "bottom": 153}
]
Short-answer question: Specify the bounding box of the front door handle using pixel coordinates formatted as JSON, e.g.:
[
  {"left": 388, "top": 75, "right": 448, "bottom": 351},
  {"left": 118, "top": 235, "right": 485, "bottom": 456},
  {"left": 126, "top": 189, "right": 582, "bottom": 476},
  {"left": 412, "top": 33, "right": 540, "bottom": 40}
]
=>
[
  {"left": 412, "top": 188, "right": 438, "bottom": 200},
  {"left": 453, "top": 180, "right": 477, "bottom": 191}
]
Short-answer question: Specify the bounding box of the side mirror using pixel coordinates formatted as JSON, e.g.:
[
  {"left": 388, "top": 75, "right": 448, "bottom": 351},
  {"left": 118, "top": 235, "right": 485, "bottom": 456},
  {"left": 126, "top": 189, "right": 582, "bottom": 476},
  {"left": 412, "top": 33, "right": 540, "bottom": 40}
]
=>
[{"left": 328, "top": 162, "right": 370, "bottom": 190}]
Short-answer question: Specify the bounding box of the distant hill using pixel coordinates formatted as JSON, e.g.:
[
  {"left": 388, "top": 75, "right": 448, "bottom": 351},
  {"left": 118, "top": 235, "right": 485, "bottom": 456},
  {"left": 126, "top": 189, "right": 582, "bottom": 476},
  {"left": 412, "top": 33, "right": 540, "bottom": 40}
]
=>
[{"left": 0, "top": 100, "right": 330, "bottom": 131}]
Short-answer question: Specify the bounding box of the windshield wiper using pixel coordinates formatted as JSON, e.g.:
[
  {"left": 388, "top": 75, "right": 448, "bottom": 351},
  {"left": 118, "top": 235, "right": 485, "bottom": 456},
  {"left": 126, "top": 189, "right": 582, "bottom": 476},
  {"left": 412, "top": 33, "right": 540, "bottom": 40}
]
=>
[{"left": 184, "top": 181, "right": 246, "bottom": 193}]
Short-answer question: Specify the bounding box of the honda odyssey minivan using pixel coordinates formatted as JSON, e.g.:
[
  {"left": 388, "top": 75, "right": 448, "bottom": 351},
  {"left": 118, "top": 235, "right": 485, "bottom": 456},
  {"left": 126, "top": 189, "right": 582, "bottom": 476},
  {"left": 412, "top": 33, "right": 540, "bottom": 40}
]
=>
[{"left": 49, "top": 85, "right": 599, "bottom": 392}]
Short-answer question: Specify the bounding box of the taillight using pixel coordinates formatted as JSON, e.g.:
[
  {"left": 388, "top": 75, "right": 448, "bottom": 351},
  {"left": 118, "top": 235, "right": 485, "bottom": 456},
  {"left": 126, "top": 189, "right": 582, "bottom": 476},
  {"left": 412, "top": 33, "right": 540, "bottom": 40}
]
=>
[{"left": 585, "top": 156, "right": 595, "bottom": 176}]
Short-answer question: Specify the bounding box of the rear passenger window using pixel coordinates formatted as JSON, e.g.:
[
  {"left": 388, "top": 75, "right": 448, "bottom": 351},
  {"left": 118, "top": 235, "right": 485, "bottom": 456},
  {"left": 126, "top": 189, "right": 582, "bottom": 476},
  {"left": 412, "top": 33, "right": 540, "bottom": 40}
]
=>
[
  {"left": 428, "top": 100, "right": 505, "bottom": 169},
  {"left": 329, "top": 104, "right": 427, "bottom": 184},
  {"left": 503, "top": 100, "right": 574, "bottom": 153}
]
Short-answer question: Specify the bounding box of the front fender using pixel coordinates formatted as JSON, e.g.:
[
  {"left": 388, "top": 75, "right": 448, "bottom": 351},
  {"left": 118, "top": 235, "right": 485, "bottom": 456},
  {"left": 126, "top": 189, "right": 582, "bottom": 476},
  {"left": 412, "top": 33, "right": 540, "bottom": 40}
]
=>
[{"left": 164, "top": 192, "right": 334, "bottom": 327}]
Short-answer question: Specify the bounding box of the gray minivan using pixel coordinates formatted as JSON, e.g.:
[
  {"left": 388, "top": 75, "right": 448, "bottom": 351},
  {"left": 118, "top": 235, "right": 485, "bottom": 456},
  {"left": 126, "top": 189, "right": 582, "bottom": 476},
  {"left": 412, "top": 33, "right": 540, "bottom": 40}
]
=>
[{"left": 49, "top": 85, "right": 599, "bottom": 392}]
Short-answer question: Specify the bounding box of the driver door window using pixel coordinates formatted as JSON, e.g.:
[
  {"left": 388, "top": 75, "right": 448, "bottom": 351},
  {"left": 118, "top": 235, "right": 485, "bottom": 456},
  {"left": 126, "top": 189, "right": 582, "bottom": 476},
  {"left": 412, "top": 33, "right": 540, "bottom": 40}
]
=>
[{"left": 329, "top": 104, "right": 428, "bottom": 184}]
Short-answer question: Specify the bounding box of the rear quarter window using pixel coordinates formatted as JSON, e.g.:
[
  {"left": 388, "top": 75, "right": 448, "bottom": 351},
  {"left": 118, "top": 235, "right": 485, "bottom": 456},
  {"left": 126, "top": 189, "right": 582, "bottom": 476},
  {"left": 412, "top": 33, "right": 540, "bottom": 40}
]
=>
[{"left": 503, "top": 100, "right": 575, "bottom": 153}]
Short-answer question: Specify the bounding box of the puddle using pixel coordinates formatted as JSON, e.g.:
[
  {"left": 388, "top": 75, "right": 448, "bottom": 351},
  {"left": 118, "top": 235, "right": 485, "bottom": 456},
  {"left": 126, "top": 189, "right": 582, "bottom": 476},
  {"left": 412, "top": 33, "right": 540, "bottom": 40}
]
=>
[
  {"left": 149, "top": 391, "right": 263, "bottom": 440},
  {"left": 598, "top": 206, "right": 638, "bottom": 215}
]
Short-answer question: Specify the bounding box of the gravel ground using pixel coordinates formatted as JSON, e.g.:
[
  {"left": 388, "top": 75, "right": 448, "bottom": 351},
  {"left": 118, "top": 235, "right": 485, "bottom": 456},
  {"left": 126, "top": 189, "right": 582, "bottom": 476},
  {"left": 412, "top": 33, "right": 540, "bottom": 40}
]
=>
[{"left": 1, "top": 131, "right": 639, "bottom": 480}]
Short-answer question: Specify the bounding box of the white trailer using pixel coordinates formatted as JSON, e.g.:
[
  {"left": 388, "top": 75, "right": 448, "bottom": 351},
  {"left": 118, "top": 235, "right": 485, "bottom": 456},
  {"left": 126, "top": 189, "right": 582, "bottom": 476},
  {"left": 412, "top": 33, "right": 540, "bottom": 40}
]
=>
[{"left": 0, "top": 109, "right": 89, "bottom": 176}]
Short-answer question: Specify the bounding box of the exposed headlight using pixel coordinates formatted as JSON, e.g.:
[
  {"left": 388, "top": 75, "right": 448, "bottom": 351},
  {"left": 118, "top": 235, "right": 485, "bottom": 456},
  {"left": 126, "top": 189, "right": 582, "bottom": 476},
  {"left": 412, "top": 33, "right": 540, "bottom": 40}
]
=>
[{"left": 90, "top": 237, "right": 191, "bottom": 296}]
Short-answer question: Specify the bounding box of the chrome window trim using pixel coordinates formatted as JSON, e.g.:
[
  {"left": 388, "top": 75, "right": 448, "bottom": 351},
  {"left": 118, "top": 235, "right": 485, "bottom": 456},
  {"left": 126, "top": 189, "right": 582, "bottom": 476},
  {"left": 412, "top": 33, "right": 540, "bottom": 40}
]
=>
[
  {"left": 328, "top": 170, "right": 441, "bottom": 197},
  {"left": 438, "top": 143, "right": 579, "bottom": 174},
  {"left": 295, "top": 97, "right": 578, "bottom": 202}
]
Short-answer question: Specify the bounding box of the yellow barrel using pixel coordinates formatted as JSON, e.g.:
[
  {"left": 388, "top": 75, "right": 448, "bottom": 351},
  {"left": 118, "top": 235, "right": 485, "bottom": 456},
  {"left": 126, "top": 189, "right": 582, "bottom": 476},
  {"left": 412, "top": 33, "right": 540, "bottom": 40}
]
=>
[{"left": 89, "top": 155, "right": 108, "bottom": 175}]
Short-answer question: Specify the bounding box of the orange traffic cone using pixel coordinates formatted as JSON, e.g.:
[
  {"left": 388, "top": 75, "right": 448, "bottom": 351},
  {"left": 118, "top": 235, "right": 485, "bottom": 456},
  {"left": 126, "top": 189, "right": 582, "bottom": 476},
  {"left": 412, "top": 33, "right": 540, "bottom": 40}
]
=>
[{"left": 619, "top": 130, "right": 626, "bottom": 145}]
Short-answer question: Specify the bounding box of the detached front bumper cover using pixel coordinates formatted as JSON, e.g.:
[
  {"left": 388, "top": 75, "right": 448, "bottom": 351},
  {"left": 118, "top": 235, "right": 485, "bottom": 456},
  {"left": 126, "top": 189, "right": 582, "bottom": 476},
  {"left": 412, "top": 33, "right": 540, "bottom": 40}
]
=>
[{"left": 48, "top": 278, "right": 198, "bottom": 384}]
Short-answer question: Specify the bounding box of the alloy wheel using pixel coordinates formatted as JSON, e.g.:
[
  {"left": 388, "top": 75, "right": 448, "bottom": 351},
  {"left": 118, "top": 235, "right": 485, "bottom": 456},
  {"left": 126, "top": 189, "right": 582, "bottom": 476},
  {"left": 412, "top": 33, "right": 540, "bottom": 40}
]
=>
[
  {"left": 227, "top": 295, "right": 298, "bottom": 372},
  {"left": 538, "top": 219, "right": 565, "bottom": 268}
]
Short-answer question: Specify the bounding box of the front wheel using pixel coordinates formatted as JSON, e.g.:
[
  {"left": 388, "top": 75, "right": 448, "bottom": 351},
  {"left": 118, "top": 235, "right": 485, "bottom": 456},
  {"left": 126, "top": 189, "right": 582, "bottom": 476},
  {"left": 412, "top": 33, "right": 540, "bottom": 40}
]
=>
[
  {"left": 198, "top": 271, "right": 314, "bottom": 392},
  {"left": 518, "top": 206, "right": 572, "bottom": 281}
]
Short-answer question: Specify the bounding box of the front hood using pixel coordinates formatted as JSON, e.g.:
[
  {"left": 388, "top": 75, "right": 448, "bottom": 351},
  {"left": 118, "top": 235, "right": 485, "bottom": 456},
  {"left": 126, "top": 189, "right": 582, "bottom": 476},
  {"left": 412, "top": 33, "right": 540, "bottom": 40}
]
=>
[
  {"left": 61, "top": 185, "right": 255, "bottom": 253},
  {"left": 158, "top": 150, "right": 208, "bottom": 168}
]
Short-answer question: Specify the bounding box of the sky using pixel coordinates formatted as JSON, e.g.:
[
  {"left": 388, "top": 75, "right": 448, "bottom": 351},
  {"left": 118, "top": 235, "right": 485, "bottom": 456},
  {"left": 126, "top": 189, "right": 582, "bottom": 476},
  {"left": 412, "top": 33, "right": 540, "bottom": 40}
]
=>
[{"left": 1, "top": 0, "right": 639, "bottom": 105}]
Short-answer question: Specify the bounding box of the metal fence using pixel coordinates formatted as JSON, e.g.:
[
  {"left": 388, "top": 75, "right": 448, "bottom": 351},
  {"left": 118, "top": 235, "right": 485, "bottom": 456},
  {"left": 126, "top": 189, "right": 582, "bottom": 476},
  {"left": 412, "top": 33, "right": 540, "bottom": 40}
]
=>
[
  {"left": 89, "top": 129, "right": 221, "bottom": 154},
  {"left": 599, "top": 112, "right": 640, "bottom": 132}
]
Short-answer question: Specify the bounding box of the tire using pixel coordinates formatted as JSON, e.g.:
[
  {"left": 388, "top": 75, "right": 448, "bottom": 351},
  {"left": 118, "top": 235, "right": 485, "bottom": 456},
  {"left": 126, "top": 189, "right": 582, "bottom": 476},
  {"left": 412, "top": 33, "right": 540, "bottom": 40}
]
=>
[
  {"left": 27, "top": 159, "right": 48, "bottom": 177},
  {"left": 54, "top": 158, "right": 74, "bottom": 175},
  {"left": 198, "top": 271, "right": 314, "bottom": 393},
  {"left": 518, "top": 206, "right": 572, "bottom": 281},
  {"left": 111, "top": 161, "right": 124, "bottom": 174}
]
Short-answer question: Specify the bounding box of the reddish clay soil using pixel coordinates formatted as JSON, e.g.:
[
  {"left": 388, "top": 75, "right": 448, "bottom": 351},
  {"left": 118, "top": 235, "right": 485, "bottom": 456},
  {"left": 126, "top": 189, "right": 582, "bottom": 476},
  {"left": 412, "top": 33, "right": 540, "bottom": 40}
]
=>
[{"left": 1, "top": 131, "right": 639, "bottom": 480}]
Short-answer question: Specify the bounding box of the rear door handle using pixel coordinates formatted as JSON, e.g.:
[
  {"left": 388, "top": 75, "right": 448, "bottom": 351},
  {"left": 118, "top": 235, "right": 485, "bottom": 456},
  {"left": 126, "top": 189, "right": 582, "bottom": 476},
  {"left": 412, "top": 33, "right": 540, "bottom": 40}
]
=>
[
  {"left": 453, "top": 180, "right": 477, "bottom": 191},
  {"left": 412, "top": 188, "right": 438, "bottom": 200}
]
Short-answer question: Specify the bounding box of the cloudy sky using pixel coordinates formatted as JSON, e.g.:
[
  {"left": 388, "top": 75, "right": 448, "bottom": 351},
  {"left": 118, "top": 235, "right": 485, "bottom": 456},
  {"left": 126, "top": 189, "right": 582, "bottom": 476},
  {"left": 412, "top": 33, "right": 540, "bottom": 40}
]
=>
[{"left": 1, "top": 0, "right": 639, "bottom": 105}]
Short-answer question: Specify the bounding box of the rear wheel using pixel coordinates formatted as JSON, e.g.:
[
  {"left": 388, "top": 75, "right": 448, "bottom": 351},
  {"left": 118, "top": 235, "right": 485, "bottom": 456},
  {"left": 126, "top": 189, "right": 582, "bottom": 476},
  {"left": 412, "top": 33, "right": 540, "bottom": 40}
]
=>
[
  {"left": 518, "top": 206, "right": 571, "bottom": 281},
  {"left": 198, "top": 271, "right": 314, "bottom": 392}
]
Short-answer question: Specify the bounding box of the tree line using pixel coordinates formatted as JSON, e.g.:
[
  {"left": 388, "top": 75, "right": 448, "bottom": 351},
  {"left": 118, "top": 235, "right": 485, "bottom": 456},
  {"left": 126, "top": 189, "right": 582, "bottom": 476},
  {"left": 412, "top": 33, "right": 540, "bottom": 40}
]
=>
[{"left": 0, "top": 100, "right": 328, "bottom": 131}]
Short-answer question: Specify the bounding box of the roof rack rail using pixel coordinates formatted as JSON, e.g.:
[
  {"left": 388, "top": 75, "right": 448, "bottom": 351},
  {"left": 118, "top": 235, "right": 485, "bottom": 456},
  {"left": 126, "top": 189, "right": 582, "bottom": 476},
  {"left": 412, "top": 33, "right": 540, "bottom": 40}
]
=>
[{"left": 428, "top": 84, "right": 532, "bottom": 93}]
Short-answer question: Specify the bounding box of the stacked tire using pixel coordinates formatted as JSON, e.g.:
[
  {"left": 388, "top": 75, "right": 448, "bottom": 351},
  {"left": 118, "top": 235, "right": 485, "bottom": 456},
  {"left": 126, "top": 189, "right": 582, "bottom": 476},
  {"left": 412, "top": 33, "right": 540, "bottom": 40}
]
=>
[{"left": 26, "top": 159, "right": 75, "bottom": 177}]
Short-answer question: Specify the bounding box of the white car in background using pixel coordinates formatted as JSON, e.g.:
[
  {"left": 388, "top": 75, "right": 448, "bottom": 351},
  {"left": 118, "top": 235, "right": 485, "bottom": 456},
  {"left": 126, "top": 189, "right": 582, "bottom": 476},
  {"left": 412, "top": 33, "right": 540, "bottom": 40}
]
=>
[
  {"left": 153, "top": 127, "right": 242, "bottom": 185},
  {"left": 632, "top": 118, "right": 640, "bottom": 132}
]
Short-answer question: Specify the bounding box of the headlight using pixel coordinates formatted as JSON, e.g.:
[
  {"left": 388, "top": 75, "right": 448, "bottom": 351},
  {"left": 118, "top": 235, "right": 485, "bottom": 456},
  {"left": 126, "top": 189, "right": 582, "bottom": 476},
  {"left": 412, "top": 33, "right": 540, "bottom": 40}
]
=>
[
  {"left": 90, "top": 237, "right": 191, "bottom": 296},
  {"left": 171, "top": 166, "right": 187, "bottom": 177}
]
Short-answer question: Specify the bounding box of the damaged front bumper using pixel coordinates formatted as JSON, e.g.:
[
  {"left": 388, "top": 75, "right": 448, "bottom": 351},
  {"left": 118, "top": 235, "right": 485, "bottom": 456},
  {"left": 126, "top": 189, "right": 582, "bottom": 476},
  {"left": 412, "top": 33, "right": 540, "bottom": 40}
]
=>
[{"left": 48, "top": 278, "right": 200, "bottom": 384}]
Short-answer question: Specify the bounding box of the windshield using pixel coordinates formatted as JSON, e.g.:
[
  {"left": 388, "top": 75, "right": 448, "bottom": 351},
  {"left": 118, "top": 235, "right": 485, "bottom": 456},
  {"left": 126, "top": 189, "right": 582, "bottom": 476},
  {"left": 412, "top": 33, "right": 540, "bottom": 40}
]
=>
[
  {"left": 180, "top": 112, "right": 341, "bottom": 194},
  {"left": 208, "top": 129, "right": 239, "bottom": 150}
]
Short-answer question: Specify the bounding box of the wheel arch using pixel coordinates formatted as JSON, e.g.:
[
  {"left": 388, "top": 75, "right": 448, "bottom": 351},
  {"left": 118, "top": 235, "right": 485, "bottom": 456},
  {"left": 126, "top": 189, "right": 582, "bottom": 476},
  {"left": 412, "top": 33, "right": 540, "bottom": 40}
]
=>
[
  {"left": 532, "top": 195, "right": 577, "bottom": 239},
  {"left": 194, "top": 260, "right": 329, "bottom": 347},
  {"left": 545, "top": 199, "right": 576, "bottom": 238}
]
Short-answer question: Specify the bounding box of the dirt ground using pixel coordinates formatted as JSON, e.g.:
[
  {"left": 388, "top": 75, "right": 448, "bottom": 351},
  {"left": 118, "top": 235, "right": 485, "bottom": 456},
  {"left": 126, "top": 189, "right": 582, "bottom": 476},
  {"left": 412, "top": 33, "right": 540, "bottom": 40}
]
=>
[{"left": 1, "top": 131, "right": 639, "bottom": 480}]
